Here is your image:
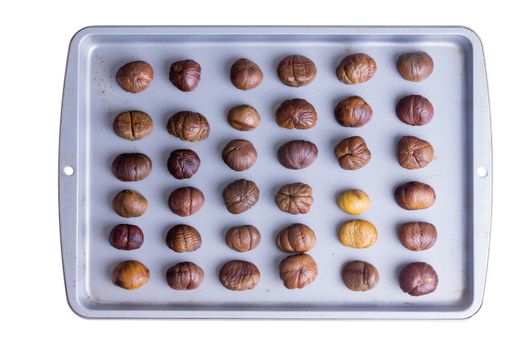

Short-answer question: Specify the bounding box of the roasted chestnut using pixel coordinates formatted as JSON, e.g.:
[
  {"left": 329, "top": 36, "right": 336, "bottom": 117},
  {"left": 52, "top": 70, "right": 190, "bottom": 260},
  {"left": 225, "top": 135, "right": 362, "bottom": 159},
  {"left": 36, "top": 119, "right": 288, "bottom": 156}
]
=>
[
  {"left": 167, "top": 149, "right": 201, "bottom": 179},
  {"left": 395, "top": 181, "right": 436, "bottom": 210},
  {"left": 336, "top": 53, "right": 377, "bottom": 84},
  {"left": 109, "top": 224, "right": 144, "bottom": 250},
  {"left": 225, "top": 225, "right": 261, "bottom": 252},
  {"left": 339, "top": 219, "right": 377, "bottom": 248},
  {"left": 335, "top": 96, "right": 373, "bottom": 127},
  {"left": 337, "top": 189, "right": 371, "bottom": 215},
  {"left": 222, "top": 179, "right": 260, "bottom": 214},
  {"left": 397, "top": 136, "right": 434, "bottom": 169},
  {"left": 227, "top": 104, "right": 260, "bottom": 131},
  {"left": 111, "top": 153, "right": 152, "bottom": 182},
  {"left": 169, "top": 59, "right": 201, "bottom": 92},
  {"left": 230, "top": 58, "right": 263, "bottom": 90},
  {"left": 168, "top": 186, "right": 205, "bottom": 216},
  {"left": 277, "top": 140, "right": 318, "bottom": 170},
  {"left": 275, "top": 183, "right": 313, "bottom": 215},
  {"left": 279, "top": 254, "right": 318, "bottom": 289},
  {"left": 399, "top": 262, "right": 438, "bottom": 296},
  {"left": 276, "top": 223, "right": 316, "bottom": 253},
  {"left": 166, "top": 224, "right": 202, "bottom": 252},
  {"left": 113, "top": 110, "right": 153, "bottom": 141},
  {"left": 116, "top": 61, "right": 153, "bottom": 93},
  {"left": 112, "top": 260, "right": 150, "bottom": 290},
  {"left": 398, "top": 222, "right": 437, "bottom": 251},
  {"left": 396, "top": 95, "right": 434, "bottom": 126},
  {"left": 275, "top": 99, "right": 317, "bottom": 130},
  {"left": 277, "top": 55, "right": 316, "bottom": 87},
  {"left": 397, "top": 51, "right": 434, "bottom": 82},
  {"left": 167, "top": 111, "right": 210, "bottom": 142},
  {"left": 222, "top": 139, "right": 257, "bottom": 171},
  {"left": 342, "top": 260, "right": 379, "bottom": 291},
  {"left": 166, "top": 262, "right": 204, "bottom": 290},
  {"left": 219, "top": 260, "right": 260, "bottom": 291},
  {"left": 334, "top": 136, "right": 371, "bottom": 170},
  {"left": 112, "top": 189, "right": 148, "bottom": 218}
]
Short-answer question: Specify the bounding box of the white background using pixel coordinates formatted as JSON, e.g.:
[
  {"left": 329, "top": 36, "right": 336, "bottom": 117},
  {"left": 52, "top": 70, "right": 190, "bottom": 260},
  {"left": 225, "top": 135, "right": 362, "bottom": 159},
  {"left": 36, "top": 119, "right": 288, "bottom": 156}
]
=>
[{"left": 1, "top": 0, "right": 521, "bottom": 348}]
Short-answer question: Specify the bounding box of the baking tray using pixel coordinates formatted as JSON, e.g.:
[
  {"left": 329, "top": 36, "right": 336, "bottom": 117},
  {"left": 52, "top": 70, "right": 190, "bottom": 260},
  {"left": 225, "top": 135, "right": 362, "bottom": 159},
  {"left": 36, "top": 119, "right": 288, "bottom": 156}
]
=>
[{"left": 59, "top": 26, "right": 492, "bottom": 319}]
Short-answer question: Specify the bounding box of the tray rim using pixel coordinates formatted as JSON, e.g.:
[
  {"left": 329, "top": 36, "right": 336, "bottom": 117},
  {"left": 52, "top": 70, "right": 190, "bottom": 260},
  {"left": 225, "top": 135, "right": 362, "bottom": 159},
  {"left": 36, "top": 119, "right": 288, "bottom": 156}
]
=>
[{"left": 59, "top": 25, "right": 492, "bottom": 320}]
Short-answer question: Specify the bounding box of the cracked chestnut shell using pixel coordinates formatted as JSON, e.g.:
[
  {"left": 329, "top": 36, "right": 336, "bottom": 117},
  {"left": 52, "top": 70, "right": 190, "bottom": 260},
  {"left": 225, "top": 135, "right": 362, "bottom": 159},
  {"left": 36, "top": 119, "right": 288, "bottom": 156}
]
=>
[
  {"left": 276, "top": 223, "right": 316, "bottom": 253},
  {"left": 113, "top": 110, "right": 153, "bottom": 141},
  {"left": 395, "top": 181, "right": 436, "bottom": 210},
  {"left": 169, "top": 59, "right": 201, "bottom": 92},
  {"left": 399, "top": 262, "right": 438, "bottom": 296},
  {"left": 219, "top": 260, "right": 260, "bottom": 291},
  {"left": 167, "top": 111, "right": 210, "bottom": 142},
  {"left": 167, "top": 149, "right": 201, "bottom": 179},
  {"left": 339, "top": 220, "right": 377, "bottom": 248},
  {"left": 227, "top": 104, "right": 260, "bottom": 131},
  {"left": 397, "top": 51, "right": 434, "bottom": 82},
  {"left": 396, "top": 95, "right": 434, "bottom": 126},
  {"left": 342, "top": 260, "right": 379, "bottom": 291},
  {"left": 277, "top": 140, "right": 318, "bottom": 170},
  {"left": 336, "top": 53, "right": 377, "bottom": 84},
  {"left": 334, "top": 136, "right": 371, "bottom": 170},
  {"left": 230, "top": 58, "right": 263, "bottom": 90},
  {"left": 116, "top": 61, "right": 153, "bottom": 93},
  {"left": 275, "top": 99, "right": 317, "bottom": 129},
  {"left": 109, "top": 224, "right": 144, "bottom": 250},
  {"left": 166, "top": 224, "right": 202, "bottom": 252},
  {"left": 222, "top": 139, "right": 257, "bottom": 171},
  {"left": 112, "top": 190, "right": 148, "bottom": 218},
  {"left": 112, "top": 260, "right": 150, "bottom": 290},
  {"left": 111, "top": 153, "right": 152, "bottom": 182},
  {"left": 397, "top": 136, "right": 434, "bottom": 169},
  {"left": 398, "top": 222, "right": 437, "bottom": 251},
  {"left": 168, "top": 187, "right": 205, "bottom": 216},
  {"left": 335, "top": 96, "right": 373, "bottom": 127},
  {"left": 279, "top": 254, "right": 318, "bottom": 289},
  {"left": 166, "top": 262, "right": 204, "bottom": 290},
  {"left": 222, "top": 179, "right": 260, "bottom": 214},
  {"left": 225, "top": 225, "right": 261, "bottom": 252},
  {"left": 275, "top": 183, "right": 313, "bottom": 215},
  {"left": 277, "top": 55, "right": 316, "bottom": 87}
]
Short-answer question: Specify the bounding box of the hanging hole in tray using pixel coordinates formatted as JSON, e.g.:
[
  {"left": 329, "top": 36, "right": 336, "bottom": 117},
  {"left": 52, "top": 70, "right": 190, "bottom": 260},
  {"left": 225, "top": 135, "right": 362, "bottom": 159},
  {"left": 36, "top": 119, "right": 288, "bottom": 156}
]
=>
[
  {"left": 476, "top": 166, "right": 488, "bottom": 178},
  {"left": 63, "top": 166, "right": 75, "bottom": 176}
]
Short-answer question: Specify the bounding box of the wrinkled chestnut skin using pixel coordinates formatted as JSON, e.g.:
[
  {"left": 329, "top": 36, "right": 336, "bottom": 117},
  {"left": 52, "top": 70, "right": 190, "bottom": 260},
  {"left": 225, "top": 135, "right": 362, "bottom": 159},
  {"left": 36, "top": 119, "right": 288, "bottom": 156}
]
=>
[
  {"left": 334, "top": 136, "right": 371, "bottom": 170},
  {"left": 342, "top": 261, "right": 379, "bottom": 291},
  {"left": 112, "top": 190, "right": 148, "bottom": 218},
  {"left": 335, "top": 96, "right": 373, "bottom": 127},
  {"left": 230, "top": 58, "right": 263, "bottom": 90},
  {"left": 397, "top": 51, "right": 434, "bottom": 82},
  {"left": 169, "top": 59, "right": 201, "bottom": 92},
  {"left": 396, "top": 95, "right": 434, "bottom": 126},
  {"left": 275, "top": 99, "right": 317, "bottom": 129},
  {"left": 225, "top": 225, "right": 261, "bottom": 252},
  {"left": 395, "top": 181, "right": 436, "bottom": 210},
  {"left": 397, "top": 136, "right": 434, "bottom": 169},
  {"left": 279, "top": 254, "right": 318, "bottom": 289},
  {"left": 112, "top": 260, "right": 150, "bottom": 290},
  {"left": 111, "top": 153, "right": 152, "bottom": 182},
  {"left": 167, "top": 149, "right": 201, "bottom": 179},
  {"left": 339, "top": 220, "right": 378, "bottom": 248},
  {"left": 109, "top": 224, "right": 144, "bottom": 250},
  {"left": 399, "top": 222, "right": 437, "bottom": 251},
  {"left": 276, "top": 223, "right": 316, "bottom": 253},
  {"left": 166, "top": 262, "right": 204, "bottom": 290},
  {"left": 219, "top": 260, "right": 260, "bottom": 291},
  {"left": 116, "top": 61, "right": 153, "bottom": 93},
  {"left": 228, "top": 104, "right": 260, "bottom": 131},
  {"left": 277, "top": 140, "right": 318, "bottom": 170},
  {"left": 336, "top": 53, "right": 377, "bottom": 84},
  {"left": 222, "top": 139, "right": 257, "bottom": 171},
  {"left": 168, "top": 187, "right": 205, "bottom": 216},
  {"left": 113, "top": 111, "right": 153, "bottom": 141},
  {"left": 223, "top": 179, "right": 260, "bottom": 214},
  {"left": 399, "top": 262, "right": 438, "bottom": 296},
  {"left": 277, "top": 55, "right": 316, "bottom": 87},
  {"left": 275, "top": 183, "right": 313, "bottom": 215},
  {"left": 167, "top": 111, "right": 210, "bottom": 142},
  {"left": 166, "top": 224, "right": 202, "bottom": 252}
]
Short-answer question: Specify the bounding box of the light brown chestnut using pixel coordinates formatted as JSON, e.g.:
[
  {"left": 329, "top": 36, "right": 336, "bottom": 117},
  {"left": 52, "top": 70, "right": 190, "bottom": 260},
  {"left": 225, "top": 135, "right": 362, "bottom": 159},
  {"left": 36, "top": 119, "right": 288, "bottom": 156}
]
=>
[
  {"left": 276, "top": 223, "right": 316, "bottom": 253},
  {"left": 112, "top": 189, "right": 148, "bottom": 218},
  {"left": 113, "top": 111, "right": 153, "bottom": 141},
  {"left": 112, "top": 260, "right": 150, "bottom": 290},
  {"left": 395, "top": 181, "right": 436, "bottom": 210},
  {"left": 336, "top": 53, "right": 377, "bottom": 84},
  {"left": 222, "top": 179, "right": 260, "bottom": 214},
  {"left": 398, "top": 222, "right": 437, "bottom": 251},
  {"left": 335, "top": 96, "right": 373, "bottom": 127},
  {"left": 225, "top": 225, "right": 261, "bottom": 252},
  {"left": 275, "top": 99, "right": 317, "bottom": 130},
  {"left": 168, "top": 187, "right": 205, "bottom": 216},
  {"left": 167, "top": 111, "right": 210, "bottom": 142},
  {"left": 116, "top": 61, "right": 153, "bottom": 93},
  {"left": 396, "top": 95, "right": 434, "bottom": 126},
  {"left": 397, "top": 51, "right": 434, "bottom": 82},
  {"left": 169, "top": 59, "right": 201, "bottom": 92},
  {"left": 222, "top": 139, "right": 257, "bottom": 171},
  {"left": 166, "top": 262, "right": 204, "bottom": 290},
  {"left": 277, "top": 55, "right": 316, "bottom": 87},
  {"left": 279, "top": 254, "right": 318, "bottom": 289},
  {"left": 227, "top": 104, "right": 260, "bottom": 131},
  {"left": 397, "top": 136, "right": 434, "bottom": 169},
  {"left": 166, "top": 224, "right": 202, "bottom": 252},
  {"left": 230, "top": 58, "right": 263, "bottom": 90},
  {"left": 111, "top": 153, "right": 152, "bottom": 182},
  {"left": 275, "top": 183, "right": 313, "bottom": 215},
  {"left": 219, "top": 260, "right": 260, "bottom": 291},
  {"left": 277, "top": 140, "right": 318, "bottom": 170},
  {"left": 334, "top": 136, "right": 371, "bottom": 170}
]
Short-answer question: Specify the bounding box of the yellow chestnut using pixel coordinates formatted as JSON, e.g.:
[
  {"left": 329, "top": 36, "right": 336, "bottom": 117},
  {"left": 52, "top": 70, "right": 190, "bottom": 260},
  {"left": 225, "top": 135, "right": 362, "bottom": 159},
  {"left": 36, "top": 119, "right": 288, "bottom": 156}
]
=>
[
  {"left": 337, "top": 189, "right": 371, "bottom": 215},
  {"left": 339, "top": 220, "right": 377, "bottom": 248}
]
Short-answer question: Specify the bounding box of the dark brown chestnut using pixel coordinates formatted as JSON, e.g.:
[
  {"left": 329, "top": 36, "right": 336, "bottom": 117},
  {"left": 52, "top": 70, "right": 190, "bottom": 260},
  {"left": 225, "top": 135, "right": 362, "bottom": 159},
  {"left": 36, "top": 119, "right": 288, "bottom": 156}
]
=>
[
  {"left": 275, "top": 183, "right": 313, "bottom": 215},
  {"left": 168, "top": 187, "right": 205, "bottom": 216},
  {"left": 167, "top": 149, "right": 201, "bottom": 179},
  {"left": 334, "top": 136, "right": 371, "bottom": 170},
  {"left": 166, "top": 224, "right": 202, "bottom": 252},
  {"left": 109, "top": 224, "right": 144, "bottom": 250},
  {"left": 275, "top": 223, "right": 316, "bottom": 253},
  {"left": 396, "top": 95, "right": 434, "bottom": 126},
  {"left": 397, "top": 136, "right": 434, "bottom": 169},
  {"left": 277, "top": 55, "right": 316, "bottom": 87},
  {"left": 222, "top": 179, "right": 260, "bottom": 214},
  {"left": 395, "top": 181, "right": 436, "bottom": 210},
  {"left": 111, "top": 153, "right": 152, "bottom": 182},
  {"left": 335, "top": 96, "right": 373, "bottom": 127},
  {"left": 279, "top": 254, "right": 318, "bottom": 289},
  {"left": 113, "top": 111, "right": 153, "bottom": 141},
  {"left": 398, "top": 222, "right": 437, "bottom": 251},
  {"left": 230, "top": 58, "right": 263, "bottom": 90},
  {"left": 169, "top": 59, "right": 201, "bottom": 92},
  {"left": 397, "top": 51, "right": 434, "bottom": 82},
  {"left": 112, "top": 190, "right": 148, "bottom": 218},
  {"left": 275, "top": 99, "right": 317, "bottom": 129},
  {"left": 222, "top": 139, "right": 257, "bottom": 171},
  {"left": 277, "top": 140, "right": 318, "bottom": 169},
  {"left": 116, "top": 61, "right": 153, "bottom": 93},
  {"left": 219, "top": 260, "right": 260, "bottom": 291},
  {"left": 167, "top": 111, "right": 210, "bottom": 142},
  {"left": 399, "top": 262, "right": 438, "bottom": 296},
  {"left": 336, "top": 53, "right": 377, "bottom": 84},
  {"left": 166, "top": 262, "right": 204, "bottom": 290},
  {"left": 342, "top": 260, "right": 379, "bottom": 291}
]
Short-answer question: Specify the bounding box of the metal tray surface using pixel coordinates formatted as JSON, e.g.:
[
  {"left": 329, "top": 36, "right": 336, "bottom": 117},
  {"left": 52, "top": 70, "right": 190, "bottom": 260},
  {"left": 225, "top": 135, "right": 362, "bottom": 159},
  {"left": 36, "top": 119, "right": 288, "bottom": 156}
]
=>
[{"left": 59, "top": 26, "right": 491, "bottom": 319}]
